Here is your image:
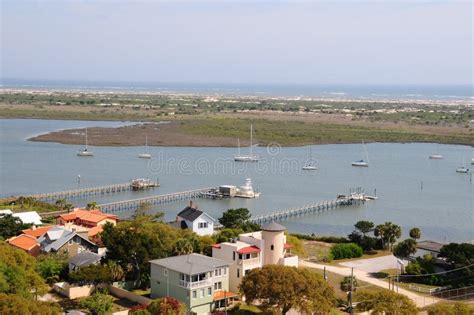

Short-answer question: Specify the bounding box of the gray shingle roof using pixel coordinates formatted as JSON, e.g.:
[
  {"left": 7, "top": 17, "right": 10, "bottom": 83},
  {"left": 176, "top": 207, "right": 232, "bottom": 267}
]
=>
[
  {"left": 39, "top": 226, "right": 96, "bottom": 252},
  {"left": 150, "top": 253, "right": 230, "bottom": 275},
  {"left": 177, "top": 206, "right": 203, "bottom": 222},
  {"left": 416, "top": 240, "right": 444, "bottom": 252},
  {"left": 262, "top": 221, "right": 286, "bottom": 232},
  {"left": 69, "top": 250, "right": 102, "bottom": 267}
]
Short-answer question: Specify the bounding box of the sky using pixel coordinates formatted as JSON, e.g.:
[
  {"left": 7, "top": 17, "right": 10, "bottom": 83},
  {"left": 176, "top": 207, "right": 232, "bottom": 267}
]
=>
[{"left": 1, "top": 0, "right": 473, "bottom": 86}]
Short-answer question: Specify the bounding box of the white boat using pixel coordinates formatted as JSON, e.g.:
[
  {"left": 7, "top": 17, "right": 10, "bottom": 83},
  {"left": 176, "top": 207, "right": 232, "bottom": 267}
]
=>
[
  {"left": 138, "top": 135, "right": 152, "bottom": 159},
  {"left": 352, "top": 160, "right": 369, "bottom": 167},
  {"left": 352, "top": 141, "right": 369, "bottom": 167},
  {"left": 471, "top": 158, "right": 474, "bottom": 165},
  {"left": 234, "top": 124, "right": 259, "bottom": 162},
  {"left": 77, "top": 128, "right": 94, "bottom": 157},
  {"left": 302, "top": 148, "right": 318, "bottom": 170},
  {"left": 429, "top": 154, "right": 443, "bottom": 160},
  {"left": 235, "top": 178, "right": 260, "bottom": 198},
  {"left": 456, "top": 167, "right": 469, "bottom": 174}
]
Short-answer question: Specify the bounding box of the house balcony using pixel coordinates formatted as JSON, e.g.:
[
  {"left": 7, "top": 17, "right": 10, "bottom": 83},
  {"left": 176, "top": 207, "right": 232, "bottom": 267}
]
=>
[
  {"left": 238, "top": 256, "right": 261, "bottom": 266},
  {"left": 179, "top": 279, "right": 212, "bottom": 289}
]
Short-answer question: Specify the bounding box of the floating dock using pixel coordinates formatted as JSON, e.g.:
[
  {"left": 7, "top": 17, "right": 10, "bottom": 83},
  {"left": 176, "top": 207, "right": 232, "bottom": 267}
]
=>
[{"left": 29, "top": 179, "right": 159, "bottom": 203}]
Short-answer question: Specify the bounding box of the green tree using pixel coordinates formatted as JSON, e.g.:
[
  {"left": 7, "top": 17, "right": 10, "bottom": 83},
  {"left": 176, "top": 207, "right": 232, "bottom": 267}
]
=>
[
  {"left": 409, "top": 228, "right": 421, "bottom": 241},
  {"left": 36, "top": 253, "right": 69, "bottom": 284},
  {"left": 173, "top": 238, "right": 194, "bottom": 256},
  {"left": 69, "top": 264, "right": 115, "bottom": 285},
  {"left": 212, "top": 228, "right": 244, "bottom": 243},
  {"left": 55, "top": 198, "right": 67, "bottom": 209},
  {"left": 374, "top": 222, "right": 402, "bottom": 251},
  {"left": 218, "top": 208, "right": 259, "bottom": 231},
  {"left": 340, "top": 276, "right": 358, "bottom": 292},
  {"left": 393, "top": 239, "right": 417, "bottom": 259},
  {"left": 147, "top": 297, "right": 186, "bottom": 315},
  {"left": 0, "top": 242, "right": 47, "bottom": 298},
  {"left": 0, "top": 215, "right": 30, "bottom": 240},
  {"left": 86, "top": 201, "right": 98, "bottom": 210},
  {"left": 285, "top": 234, "right": 306, "bottom": 257},
  {"left": 354, "top": 220, "right": 374, "bottom": 236},
  {"left": 355, "top": 290, "right": 418, "bottom": 314},
  {"left": 0, "top": 293, "right": 61, "bottom": 315},
  {"left": 80, "top": 290, "right": 114, "bottom": 315},
  {"left": 439, "top": 243, "right": 474, "bottom": 268},
  {"left": 426, "top": 302, "right": 474, "bottom": 315},
  {"left": 101, "top": 214, "right": 180, "bottom": 286},
  {"left": 239, "top": 265, "right": 336, "bottom": 314}
]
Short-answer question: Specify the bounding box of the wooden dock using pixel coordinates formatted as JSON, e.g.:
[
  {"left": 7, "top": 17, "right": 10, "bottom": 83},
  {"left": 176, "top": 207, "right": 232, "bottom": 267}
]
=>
[
  {"left": 30, "top": 181, "right": 159, "bottom": 203},
  {"left": 98, "top": 187, "right": 212, "bottom": 213},
  {"left": 250, "top": 194, "right": 367, "bottom": 224}
]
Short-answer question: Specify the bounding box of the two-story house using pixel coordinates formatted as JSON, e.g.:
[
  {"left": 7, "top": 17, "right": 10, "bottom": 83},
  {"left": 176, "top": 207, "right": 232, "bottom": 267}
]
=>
[
  {"left": 150, "top": 253, "right": 236, "bottom": 315},
  {"left": 171, "top": 202, "right": 216, "bottom": 236},
  {"left": 38, "top": 226, "right": 99, "bottom": 257},
  {"left": 57, "top": 209, "right": 118, "bottom": 238},
  {"left": 212, "top": 222, "right": 298, "bottom": 293}
]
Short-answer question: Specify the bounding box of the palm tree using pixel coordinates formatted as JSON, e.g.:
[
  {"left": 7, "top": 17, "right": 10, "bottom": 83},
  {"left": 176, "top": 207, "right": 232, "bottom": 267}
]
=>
[
  {"left": 409, "top": 228, "right": 421, "bottom": 241},
  {"left": 86, "top": 201, "right": 97, "bottom": 210},
  {"left": 374, "top": 222, "right": 402, "bottom": 251},
  {"left": 173, "top": 238, "right": 194, "bottom": 256},
  {"left": 55, "top": 198, "right": 67, "bottom": 210}
]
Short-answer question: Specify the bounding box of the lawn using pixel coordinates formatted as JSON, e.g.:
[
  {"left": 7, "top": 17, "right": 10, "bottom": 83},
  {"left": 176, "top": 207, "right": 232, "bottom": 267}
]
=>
[
  {"left": 302, "top": 240, "right": 333, "bottom": 262},
  {"left": 328, "top": 249, "right": 392, "bottom": 266}
]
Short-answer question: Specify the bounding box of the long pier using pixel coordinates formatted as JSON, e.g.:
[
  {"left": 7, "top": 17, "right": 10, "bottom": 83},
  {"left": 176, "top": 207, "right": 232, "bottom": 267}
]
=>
[
  {"left": 250, "top": 194, "right": 367, "bottom": 225},
  {"left": 29, "top": 181, "right": 158, "bottom": 203},
  {"left": 98, "top": 188, "right": 211, "bottom": 213}
]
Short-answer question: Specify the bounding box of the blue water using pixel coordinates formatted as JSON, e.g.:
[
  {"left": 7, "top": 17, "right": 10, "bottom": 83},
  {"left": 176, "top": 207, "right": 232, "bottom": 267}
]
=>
[
  {"left": 0, "top": 119, "right": 473, "bottom": 243},
  {"left": 2, "top": 79, "right": 473, "bottom": 101}
]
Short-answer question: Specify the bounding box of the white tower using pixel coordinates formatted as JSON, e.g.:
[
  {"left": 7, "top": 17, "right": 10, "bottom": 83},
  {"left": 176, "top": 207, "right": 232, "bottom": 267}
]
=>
[{"left": 261, "top": 222, "right": 286, "bottom": 265}]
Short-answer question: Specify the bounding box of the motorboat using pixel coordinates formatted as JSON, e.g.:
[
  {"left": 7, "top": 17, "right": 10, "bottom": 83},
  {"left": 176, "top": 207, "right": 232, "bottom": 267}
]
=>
[
  {"left": 352, "top": 160, "right": 368, "bottom": 167},
  {"left": 235, "top": 178, "right": 260, "bottom": 198},
  {"left": 456, "top": 167, "right": 469, "bottom": 174},
  {"left": 429, "top": 154, "right": 443, "bottom": 160}
]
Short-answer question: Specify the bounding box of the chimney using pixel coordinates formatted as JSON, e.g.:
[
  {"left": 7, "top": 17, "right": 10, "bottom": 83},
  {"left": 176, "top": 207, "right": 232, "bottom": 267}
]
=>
[
  {"left": 189, "top": 200, "right": 194, "bottom": 208},
  {"left": 31, "top": 225, "right": 36, "bottom": 230}
]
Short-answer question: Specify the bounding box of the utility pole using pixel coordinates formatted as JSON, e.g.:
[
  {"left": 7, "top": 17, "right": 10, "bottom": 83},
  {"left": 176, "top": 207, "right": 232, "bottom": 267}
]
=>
[
  {"left": 349, "top": 267, "right": 354, "bottom": 315},
  {"left": 324, "top": 266, "right": 327, "bottom": 282}
]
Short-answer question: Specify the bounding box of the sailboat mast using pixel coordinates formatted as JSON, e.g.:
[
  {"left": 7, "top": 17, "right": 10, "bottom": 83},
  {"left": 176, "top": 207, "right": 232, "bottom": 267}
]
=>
[
  {"left": 145, "top": 135, "right": 148, "bottom": 153},
  {"left": 250, "top": 124, "right": 253, "bottom": 156},
  {"left": 237, "top": 138, "right": 241, "bottom": 156},
  {"left": 85, "top": 128, "right": 88, "bottom": 149}
]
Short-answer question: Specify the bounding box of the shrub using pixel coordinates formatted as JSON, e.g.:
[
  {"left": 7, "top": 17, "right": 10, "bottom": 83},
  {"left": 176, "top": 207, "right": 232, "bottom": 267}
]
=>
[
  {"left": 340, "top": 276, "right": 358, "bottom": 292},
  {"left": 291, "top": 233, "right": 349, "bottom": 243},
  {"left": 80, "top": 290, "right": 114, "bottom": 315},
  {"left": 330, "top": 243, "right": 363, "bottom": 260},
  {"left": 147, "top": 297, "right": 185, "bottom": 315}
]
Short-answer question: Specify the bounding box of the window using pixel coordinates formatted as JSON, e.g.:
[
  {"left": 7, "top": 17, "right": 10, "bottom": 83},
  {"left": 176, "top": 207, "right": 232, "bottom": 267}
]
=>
[
  {"left": 179, "top": 273, "right": 185, "bottom": 281},
  {"left": 233, "top": 252, "right": 235, "bottom": 260},
  {"left": 192, "top": 291, "right": 197, "bottom": 299},
  {"left": 237, "top": 269, "right": 240, "bottom": 278},
  {"left": 238, "top": 253, "right": 242, "bottom": 260},
  {"left": 223, "top": 268, "right": 227, "bottom": 275},
  {"left": 215, "top": 269, "right": 221, "bottom": 276},
  {"left": 164, "top": 269, "right": 168, "bottom": 277},
  {"left": 200, "top": 289, "right": 204, "bottom": 298},
  {"left": 270, "top": 245, "right": 274, "bottom": 251},
  {"left": 214, "top": 282, "right": 222, "bottom": 290},
  {"left": 208, "top": 287, "right": 212, "bottom": 296},
  {"left": 198, "top": 222, "right": 208, "bottom": 229}
]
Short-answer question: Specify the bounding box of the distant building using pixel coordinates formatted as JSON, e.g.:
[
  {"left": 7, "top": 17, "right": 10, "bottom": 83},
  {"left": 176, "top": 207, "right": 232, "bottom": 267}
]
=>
[
  {"left": 8, "top": 234, "right": 41, "bottom": 257},
  {"left": 38, "top": 226, "right": 99, "bottom": 257},
  {"left": 212, "top": 222, "right": 298, "bottom": 293},
  {"left": 12, "top": 211, "right": 43, "bottom": 225},
  {"left": 150, "top": 253, "right": 236, "bottom": 315},
  {"left": 172, "top": 202, "right": 216, "bottom": 236},
  {"left": 57, "top": 209, "right": 118, "bottom": 238},
  {"left": 68, "top": 250, "right": 102, "bottom": 272},
  {"left": 414, "top": 240, "right": 445, "bottom": 261}
]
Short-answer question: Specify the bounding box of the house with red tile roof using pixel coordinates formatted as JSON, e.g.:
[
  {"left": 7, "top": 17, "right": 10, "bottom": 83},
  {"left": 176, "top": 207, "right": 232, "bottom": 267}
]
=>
[
  {"left": 56, "top": 209, "right": 118, "bottom": 240},
  {"left": 211, "top": 222, "right": 298, "bottom": 293},
  {"left": 22, "top": 226, "right": 53, "bottom": 239},
  {"left": 8, "top": 234, "right": 41, "bottom": 257}
]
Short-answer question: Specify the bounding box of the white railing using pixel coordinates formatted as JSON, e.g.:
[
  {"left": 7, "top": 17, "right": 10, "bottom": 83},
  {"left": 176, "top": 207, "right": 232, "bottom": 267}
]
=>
[
  {"left": 179, "top": 279, "right": 212, "bottom": 289},
  {"left": 241, "top": 257, "right": 261, "bottom": 266}
]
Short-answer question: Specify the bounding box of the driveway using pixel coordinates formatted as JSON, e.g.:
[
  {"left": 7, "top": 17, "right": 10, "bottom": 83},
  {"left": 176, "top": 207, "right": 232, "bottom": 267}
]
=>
[{"left": 339, "top": 254, "right": 407, "bottom": 273}]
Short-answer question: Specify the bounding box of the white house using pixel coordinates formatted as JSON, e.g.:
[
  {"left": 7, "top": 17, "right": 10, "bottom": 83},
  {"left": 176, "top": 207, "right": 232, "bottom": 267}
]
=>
[
  {"left": 171, "top": 202, "right": 216, "bottom": 236},
  {"left": 12, "top": 211, "right": 43, "bottom": 225},
  {"left": 212, "top": 222, "right": 298, "bottom": 293}
]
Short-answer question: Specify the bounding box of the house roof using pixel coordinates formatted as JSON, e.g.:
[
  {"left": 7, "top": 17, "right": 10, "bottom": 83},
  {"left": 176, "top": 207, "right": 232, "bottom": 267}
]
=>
[
  {"left": 416, "top": 240, "right": 444, "bottom": 252},
  {"left": 87, "top": 225, "right": 103, "bottom": 237},
  {"left": 237, "top": 245, "right": 260, "bottom": 254},
  {"left": 262, "top": 222, "right": 286, "bottom": 232},
  {"left": 69, "top": 250, "right": 102, "bottom": 267},
  {"left": 0, "top": 209, "right": 13, "bottom": 216},
  {"left": 12, "top": 211, "right": 42, "bottom": 225},
  {"left": 177, "top": 206, "right": 204, "bottom": 222},
  {"left": 150, "top": 253, "right": 230, "bottom": 275},
  {"left": 22, "top": 226, "right": 53, "bottom": 239},
  {"left": 8, "top": 234, "right": 39, "bottom": 251},
  {"left": 40, "top": 226, "right": 97, "bottom": 252},
  {"left": 59, "top": 209, "right": 118, "bottom": 224}
]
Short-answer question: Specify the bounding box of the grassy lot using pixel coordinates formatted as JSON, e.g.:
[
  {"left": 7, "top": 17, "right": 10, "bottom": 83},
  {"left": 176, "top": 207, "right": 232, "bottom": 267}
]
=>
[
  {"left": 328, "top": 249, "right": 393, "bottom": 266},
  {"left": 375, "top": 268, "right": 442, "bottom": 296},
  {"left": 303, "top": 240, "right": 333, "bottom": 262},
  {"left": 0, "top": 197, "right": 62, "bottom": 213}
]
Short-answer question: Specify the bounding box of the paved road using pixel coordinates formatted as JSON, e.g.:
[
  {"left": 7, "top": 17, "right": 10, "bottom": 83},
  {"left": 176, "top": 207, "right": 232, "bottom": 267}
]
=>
[
  {"left": 339, "top": 254, "right": 407, "bottom": 273},
  {"left": 300, "top": 260, "right": 439, "bottom": 308}
]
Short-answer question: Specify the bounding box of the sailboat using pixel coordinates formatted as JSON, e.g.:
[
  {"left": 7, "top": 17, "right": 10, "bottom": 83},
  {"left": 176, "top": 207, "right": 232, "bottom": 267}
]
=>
[
  {"left": 138, "top": 135, "right": 152, "bottom": 159},
  {"left": 302, "top": 148, "right": 318, "bottom": 170},
  {"left": 352, "top": 141, "right": 368, "bottom": 167},
  {"left": 429, "top": 144, "right": 443, "bottom": 159},
  {"left": 234, "top": 124, "right": 259, "bottom": 162},
  {"left": 456, "top": 157, "right": 469, "bottom": 173},
  {"left": 77, "top": 128, "right": 94, "bottom": 157},
  {"left": 471, "top": 158, "right": 474, "bottom": 165}
]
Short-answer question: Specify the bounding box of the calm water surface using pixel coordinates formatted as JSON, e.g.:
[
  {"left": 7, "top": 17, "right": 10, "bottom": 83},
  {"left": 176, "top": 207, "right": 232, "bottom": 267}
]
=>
[{"left": 1, "top": 119, "right": 472, "bottom": 243}]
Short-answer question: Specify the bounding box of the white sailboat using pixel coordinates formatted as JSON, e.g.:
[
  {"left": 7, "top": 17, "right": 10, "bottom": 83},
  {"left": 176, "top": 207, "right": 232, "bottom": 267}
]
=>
[
  {"left": 234, "top": 124, "right": 259, "bottom": 162},
  {"left": 352, "top": 141, "right": 369, "bottom": 167},
  {"left": 456, "top": 157, "right": 469, "bottom": 173},
  {"left": 138, "top": 135, "right": 152, "bottom": 159},
  {"left": 77, "top": 128, "right": 94, "bottom": 157},
  {"left": 429, "top": 144, "right": 443, "bottom": 159},
  {"left": 302, "top": 148, "right": 318, "bottom": 170},
  {"left": 471, "top": 158, "right": 474, "bottom": 165}
]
